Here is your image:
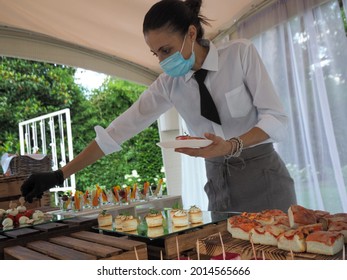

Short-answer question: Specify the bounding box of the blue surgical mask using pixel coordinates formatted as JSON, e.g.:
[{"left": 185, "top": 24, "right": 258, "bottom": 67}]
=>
[{"left": 160, "top": 35, "right": 195, "bottom": 77}]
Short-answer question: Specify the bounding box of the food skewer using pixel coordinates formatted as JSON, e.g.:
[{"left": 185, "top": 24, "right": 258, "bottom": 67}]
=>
[
  {"left": 196, "top": 239, "right": 200, "bottom": 260},
  {"left": 176, "top": 236, "right": 180, "bottom": 260},
  {"left": 134, "top": 246, "right": 139, "bottom": 260},
  {"left": 218, "top": 231, "right": 226, "bottom": 260},
  {"left": 249, "top": 232, "right": 257, "bottom": 260}
]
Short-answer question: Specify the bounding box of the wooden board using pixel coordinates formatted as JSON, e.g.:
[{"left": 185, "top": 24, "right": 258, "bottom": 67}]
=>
[
  {"left": 0, "top": 235, "right": 8, "bottom": 242},
  {"left": 3, "top": 228, "right": 40, "bottom": 239},
  {"left": 71, "top": 231, "right": 145, "bottom": 251},
  {"left": 49, "top": 236, "right": 122, "bottom": 258},
  {"left": 62, "top": 217, "right": 97, "bottom": 226},
  {"left": 71, "top": 231, "right": 147, "bottom": 260},
  {"left": 27, "top": 240, "right": 97, "bottom": 260},
  {"left": 198, "top": 231, "right": 346, "bottom": 260},
  {"left": 4, "top": 245, "right": 55, "bottom": 260},
  {"left": 1, "top": 230, "right": 148, "bottom": 260},
  {"left": 33, "top": 222, "right": 69, "bottom": 232}
]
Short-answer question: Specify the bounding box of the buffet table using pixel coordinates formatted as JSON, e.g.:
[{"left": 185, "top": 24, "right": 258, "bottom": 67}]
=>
[{"left": 0, "top": 195, "right": 182, "bottom": 260}]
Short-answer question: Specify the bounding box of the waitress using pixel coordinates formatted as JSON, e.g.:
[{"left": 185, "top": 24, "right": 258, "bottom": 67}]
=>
[{"left": 21, "top": 0, "right": 297, "bottom": 213}]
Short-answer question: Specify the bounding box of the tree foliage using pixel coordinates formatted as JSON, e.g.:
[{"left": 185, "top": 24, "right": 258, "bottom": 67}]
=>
[
  {"left": 0, "top": 57, "right": 85, "bottom": 154},
  {"left": 0, "top": 57, "right": 164, "bottom": 191},
  {"left": 74, "top": 78, "right": 164, "bottom": 189}
]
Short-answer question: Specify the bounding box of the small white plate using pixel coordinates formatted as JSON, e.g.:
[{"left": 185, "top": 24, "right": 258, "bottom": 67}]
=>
[{"left": 157, "top": 139, "right": 212, "bottom": 149}]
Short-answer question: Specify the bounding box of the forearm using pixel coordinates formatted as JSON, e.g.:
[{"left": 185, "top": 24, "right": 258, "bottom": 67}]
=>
[
  {"left": 224, "top": 127, "right": 269, "bottom": 157},
  {"left": 238, "top": 127, "right": 269, "bottom": 148},
  {"left": 60, "top": 140, "right": 105, "bottom": 178}
]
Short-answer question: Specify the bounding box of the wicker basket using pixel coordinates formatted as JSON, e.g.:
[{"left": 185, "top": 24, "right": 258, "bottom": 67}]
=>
[{"left": 9, "top": 155, "right": 52, "bottom": 176}]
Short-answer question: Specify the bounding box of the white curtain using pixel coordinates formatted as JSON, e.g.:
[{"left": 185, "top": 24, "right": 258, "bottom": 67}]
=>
[
  {"left": 239, "top": 0, "right": 347, "bottom": 212},
  {"left": 179, "top": 117, "right": 209, "bottom": 210},
  {"left": 181, "top": 0, "right": 347, "bottom": 212}
]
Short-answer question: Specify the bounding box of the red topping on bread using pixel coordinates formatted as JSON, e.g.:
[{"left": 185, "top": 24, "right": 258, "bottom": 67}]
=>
[
  {"left": 175, "top": 135, "right": 205, "bottom": 140},
  {"left": 288, "top": 205, "right": 317, "bottom": 228},
  {"left": 261, "top": 209, "right": 286, "bottom": 217},
  {"left": 306, "top": 230, "right": 343, "bottom": 245},
  {"left": 328, "top": 221, "right": 347, "bottom": 231}
]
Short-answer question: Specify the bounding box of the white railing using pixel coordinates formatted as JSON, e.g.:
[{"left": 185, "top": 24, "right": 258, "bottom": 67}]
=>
[{"left": 18, "top": 108, "right": 76, "bottom": 202}]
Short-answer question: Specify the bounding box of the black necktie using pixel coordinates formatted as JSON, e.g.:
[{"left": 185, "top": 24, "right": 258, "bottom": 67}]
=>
[{"left": 194, "top": 69, "right": 221, "bottom": 125}]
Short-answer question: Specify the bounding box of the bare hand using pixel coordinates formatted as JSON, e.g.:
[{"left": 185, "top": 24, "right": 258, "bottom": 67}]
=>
[{"left": 175, "top": 133, "right": 231, "bottom": 158}]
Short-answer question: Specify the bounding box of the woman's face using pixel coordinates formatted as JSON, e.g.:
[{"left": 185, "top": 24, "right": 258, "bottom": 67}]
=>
[{"left": 144, "top": 27, "right": 194, "bottom": 63}]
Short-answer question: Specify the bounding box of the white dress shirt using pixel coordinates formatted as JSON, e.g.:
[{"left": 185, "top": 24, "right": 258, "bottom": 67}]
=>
[{"left": 95, "top": 38, "right": 288, "bottom": 155}]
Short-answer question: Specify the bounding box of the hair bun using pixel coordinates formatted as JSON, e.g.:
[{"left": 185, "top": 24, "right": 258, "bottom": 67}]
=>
[{"left": 184, "top": 0, "right": 202, "bottom": 17}]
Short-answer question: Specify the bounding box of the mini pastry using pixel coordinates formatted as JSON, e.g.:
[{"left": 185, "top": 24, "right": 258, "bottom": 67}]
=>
[
  {"left": 115, "top": 213, "right": 126, "bottom": 230},
  {"left": 188, "top": 205, "right": 203, "bottom": 224},
  {"left": 6, "top": 208, "right": 18, "bottom": 216},
  {"left": 122, "top": 215, "right": 138, "bottom": 232},
  {"left": 172, "top": 210, "right": 189, "bottom": 227},
  {"left": 145, "top": 209, "right": 163, "bottom": 228},
  {"left": 97, "top": 210, "right": 113, "bottom": 227},
  {"left": 17, "top": 197, "right": 27, "bottom": 212},
  {"left": 170, "top": 202, "right": 183, "bottom": 218},
  {"left": 17, "top": 205, "right": 27, "bottom": 213},
  {"left": 170, "top": 209, "right": 180, "bottom": 219},
  {"left": 32, "top": 210, "right": 44, "bottom": 221},
  {"left": 2, "top": 217, "right": 14, "bottom": 228},
  {"left": 18, "top": 215, "right": 31, "bottom": 226}
]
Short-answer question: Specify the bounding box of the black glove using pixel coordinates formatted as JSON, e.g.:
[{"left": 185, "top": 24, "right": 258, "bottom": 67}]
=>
[{"left": 21, "top": 169, "right": 64, "bottom": 203}]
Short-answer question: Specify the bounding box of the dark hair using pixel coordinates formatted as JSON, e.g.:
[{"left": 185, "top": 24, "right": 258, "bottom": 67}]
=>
[{"left": 143, "top": 0, "right": 210, "bottom": 40}]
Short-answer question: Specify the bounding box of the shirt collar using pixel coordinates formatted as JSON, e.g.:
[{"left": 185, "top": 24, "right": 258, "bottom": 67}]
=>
[{"left": 185, "top": 40, "right": 219, "bottom": 81}]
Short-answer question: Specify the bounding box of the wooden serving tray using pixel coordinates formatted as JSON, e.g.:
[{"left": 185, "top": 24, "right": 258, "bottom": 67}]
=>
[
  {"left": 4, "top": 230, "right": 148, "bottom": 260},
  {"left": 198, "top": 231, "right": 346, "bottom": 260}
]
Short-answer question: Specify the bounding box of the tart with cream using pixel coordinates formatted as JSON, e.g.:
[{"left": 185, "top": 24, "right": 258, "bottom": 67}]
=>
[
  {"left": 145, "top": 209, "right": 163, "bottom": 228},
  {"left": 188, "top": 205, "right": 203, "bottom": 224},
  {"left": 172, "top": 210, "right": 189, "bottom": 227},
  {"left": 122, "top": 215, "right": 138, "bottom": 232},
  {"left": 97, "top": 210, "right": 113, "bottom": 227},
  {"left": 115, "top": 213, "right": 126, "bottom": 230}
]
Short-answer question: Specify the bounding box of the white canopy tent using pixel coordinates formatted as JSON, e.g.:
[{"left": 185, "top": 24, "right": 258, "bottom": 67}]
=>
[
  {"left": 0, "top": 0, "right": 271, "bottom": 200},
  {"left": 0, "top": 0, "right": 269, "bottom": 85}
]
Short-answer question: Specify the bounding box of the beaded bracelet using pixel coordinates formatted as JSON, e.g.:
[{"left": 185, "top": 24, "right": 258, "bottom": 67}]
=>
[{"left": 224, "top": 137, "right": 244, "bottom": 159}]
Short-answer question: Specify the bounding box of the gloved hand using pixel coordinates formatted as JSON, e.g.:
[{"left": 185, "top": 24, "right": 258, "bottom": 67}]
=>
[{"left": 21, "top": 169, "right": 64, "bottom": 203}]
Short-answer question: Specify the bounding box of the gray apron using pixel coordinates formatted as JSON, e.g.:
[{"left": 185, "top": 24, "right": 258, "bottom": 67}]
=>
[{"left": 204, "top": 143, "right": 297, "bottom": 213}]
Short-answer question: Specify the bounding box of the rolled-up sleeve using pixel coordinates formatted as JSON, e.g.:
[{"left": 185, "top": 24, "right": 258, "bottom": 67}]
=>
[
  {"left": 256, "top": 113, "right": 288, "bottom": 142},
  {"left": 94, "top": 78, "right": 173, "bottom": 155},
  {"left": 94, "top": 125, "right": 121, "bottom": 155}
]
